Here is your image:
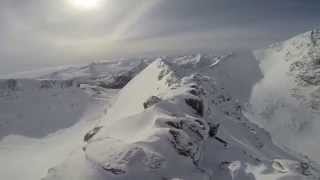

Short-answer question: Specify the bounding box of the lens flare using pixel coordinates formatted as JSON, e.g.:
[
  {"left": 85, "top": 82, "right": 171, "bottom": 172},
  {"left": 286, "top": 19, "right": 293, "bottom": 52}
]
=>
[{"left": 68, "top": 0, "right": 102, "bottom": 10}]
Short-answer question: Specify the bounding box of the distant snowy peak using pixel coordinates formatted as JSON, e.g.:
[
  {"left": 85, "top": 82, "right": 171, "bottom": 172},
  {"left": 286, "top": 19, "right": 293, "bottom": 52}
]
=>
[
  {"left": 250, "top": 29, "right": 320, "bottom": 164},
  {"left": 254, "top": 29, "right": 320, "bottom": 111},
  {"left": 169, "top": 53, "right": 233, "bottom": 69},
  {"left": 39, "top": 59, "right": 148, "bottom": 81}
]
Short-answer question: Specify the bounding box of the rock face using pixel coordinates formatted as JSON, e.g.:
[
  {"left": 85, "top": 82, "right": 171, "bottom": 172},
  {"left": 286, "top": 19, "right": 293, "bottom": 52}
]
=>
[
  {"left": 143, "top": 96, "right": 162, "bottom": 109},
  {"left": 43, "top": 54, "right": 320, "bottom": 180},
  {"left": 83, "top": 126, "right": 103, "bottom": 142},
  {"left": 185, "top": 98, "right": 204, "bottom": 117},
  {"left": 250, "top": 29, "right": 320, "bottom": 162}
]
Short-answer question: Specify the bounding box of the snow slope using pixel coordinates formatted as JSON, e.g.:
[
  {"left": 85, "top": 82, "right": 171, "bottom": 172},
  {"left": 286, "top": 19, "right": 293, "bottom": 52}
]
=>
[
  {"left": 43, "top": 56, "right": 319, "bottom": 180},
  {"left": 0, "top": 59, "right": 149, "bottom": 180},
  {"left": 0, "top": 84, "right": 118, "bottom": 180},
  {"left": 250, "top": 29, "right": 320, "bottom": 162}
]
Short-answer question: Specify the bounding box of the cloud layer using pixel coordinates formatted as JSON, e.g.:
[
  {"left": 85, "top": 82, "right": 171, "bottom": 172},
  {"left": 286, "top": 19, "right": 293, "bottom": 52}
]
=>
[{"left": 0, "top": 0, "right": 319, "bottom": 74}]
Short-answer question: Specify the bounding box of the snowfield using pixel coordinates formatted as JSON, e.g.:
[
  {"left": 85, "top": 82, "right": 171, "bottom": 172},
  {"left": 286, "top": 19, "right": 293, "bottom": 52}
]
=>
[{"left": 1, "top": 30, "right": 320, "bottom": 180}]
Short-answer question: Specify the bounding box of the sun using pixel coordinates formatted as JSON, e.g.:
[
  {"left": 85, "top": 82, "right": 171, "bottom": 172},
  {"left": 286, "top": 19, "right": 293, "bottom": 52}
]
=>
[{"left": 68, "top": 0, "right": 102, "bottom": 10}]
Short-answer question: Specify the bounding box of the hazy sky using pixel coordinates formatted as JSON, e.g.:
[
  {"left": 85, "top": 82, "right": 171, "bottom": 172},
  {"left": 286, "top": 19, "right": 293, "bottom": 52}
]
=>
[{"left": 0, "top": 0, "right": 319, "bottom": 75}]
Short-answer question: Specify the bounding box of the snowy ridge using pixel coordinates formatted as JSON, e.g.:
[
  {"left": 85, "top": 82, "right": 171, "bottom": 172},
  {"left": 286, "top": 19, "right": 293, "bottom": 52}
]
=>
[{"left": 43, "top": 57, "right": 319, "bottom": 180}]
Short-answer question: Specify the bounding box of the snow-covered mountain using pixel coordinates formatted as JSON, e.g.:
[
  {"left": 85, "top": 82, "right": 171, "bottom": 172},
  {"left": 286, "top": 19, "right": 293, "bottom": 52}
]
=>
[
  {"left": 1, "top": 31, "right": 320, "bottom": 180},
  {"left": 44, "top": 55, "right": 320, "bottom": 179},
  {"left": 250, "top": 29, "right": 320, "bottom": 163}
]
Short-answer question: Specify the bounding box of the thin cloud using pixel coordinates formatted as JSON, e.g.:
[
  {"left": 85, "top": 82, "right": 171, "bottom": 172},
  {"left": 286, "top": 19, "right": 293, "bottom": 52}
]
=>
[{"left": 0, "top": 0, "right": 319, "bottom": 75}]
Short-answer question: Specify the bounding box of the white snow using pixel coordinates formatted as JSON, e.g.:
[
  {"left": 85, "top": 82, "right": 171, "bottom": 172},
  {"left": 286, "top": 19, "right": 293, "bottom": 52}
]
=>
[
  {"left": 250, "top": 29, "right": 320, "bottom": 163},
  {"left": 44, "top": 55, "right": 319, "bottom": 179},
  {"left": 1, "top": 36, "right": 320, "bottom": 180}
]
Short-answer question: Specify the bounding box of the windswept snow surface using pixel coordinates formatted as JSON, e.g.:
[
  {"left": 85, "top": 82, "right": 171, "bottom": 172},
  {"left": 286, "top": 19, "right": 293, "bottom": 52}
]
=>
[
  {"left": 0, "top": 85, "right": 118, "bottom": 180},
  {"left": 0, "top": 49, "right": 319, "bottom": 180},
  {"left": 43, "top": 55, "right": 319, "bottom": 180},
  {"left": 0, "top": 59, "right": 148, "bottom": 180},
  {"left": 250, "top": 29, "right": 320, "bottom": 163}
]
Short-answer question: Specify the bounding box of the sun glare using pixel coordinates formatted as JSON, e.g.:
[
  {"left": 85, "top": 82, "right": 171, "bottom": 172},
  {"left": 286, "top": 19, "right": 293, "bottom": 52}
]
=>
[{"left": 68, "top": 0, "right": 102, "bottom": 10}]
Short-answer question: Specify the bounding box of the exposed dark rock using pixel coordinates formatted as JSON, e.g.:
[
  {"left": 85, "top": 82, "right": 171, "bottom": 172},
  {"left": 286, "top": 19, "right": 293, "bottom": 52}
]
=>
[
  {"left": 169, "top": 129, "right": 193, "bottom": 158},
  {"left": 219, "top": 161, "right": 231, "bottom": 169},
  {"left": 168, "top": 129, "right": 202, "bottom": 165},
  {"left": 6, "top": 79, "right": 17, "bottom": 91},
  {"left": 158, "top": 68, "right": 170, "bottom": 81},
  {"left": 299, "top": 74, "right": 320, "bottom": 86},
  {"left": 166, "top": 121, "right": 182, "bottom": 129},
  {"left": 61, "top": 80, "right": 74, "bottom": 88},
  {"left": 96, "top": 81, "right": 110, "bottom": 89},
  {"left": 110, "top": 75, "right": 132, "bottom": 89},
  {"left": 143, "top": 96, "right": 162, "bottom": 109},
  {"left": 146, "top": 154, "right": 165, "bottom": 170},
  {"left": 194, "top": 119, "right": 206, "bottom": 130},
  {"left": 311, "top": 29, "right": 320, "bottom": 45},
  {"left": 190, "top": 85, "right": 199, "bottom": 89},
  {"left": 215, "top": 136, "right": 228, "bottom": 147},
  {"left": 188, "top": 84, "right": 206, "bottom": 98},
  {"left": 40, "top": 80, "right": 56, "bottom": 89},
  {"left": 183, "top": 120, "right": 207, "bottom": 141},
  {"left": 208, "top": 123, "right": 228, "bottom": 146},
  {"left": 102, "top": 166, "right": 126, "bottom": 175},
  {"left": 217, "top": 95, "right": 227, "bottom": 103},
  {"left": 84, "top": 126, "right": 103, "bottom": 142},
  {"left": 39, "top": 80, "right": 74, "bottom": 89},
  {"left": 301, "top": 162, "right": 312, "bottom": 176},
  {"left": 256, "top": 142, "right": 264, "bottom": 149},
  {"left": 166, "top": 118, "right": 207, "bottom": 142},
  {"left": 209, "top": 123, "right": 220, "bottom": 138},
  {"left": 185, "top": 98, "right": 204, "bottom": 116},
  {"left": 99, "top": 74, "right": 133, "bottom": 89},
  {"left": 189, "top": 89, "right": 200, "bottom": 96},
  {"left": 313, "top": 58, "right": 320, "bottom": 65},
  {"left": 290, "top": 61, "right": 305, "bottom": 72}
]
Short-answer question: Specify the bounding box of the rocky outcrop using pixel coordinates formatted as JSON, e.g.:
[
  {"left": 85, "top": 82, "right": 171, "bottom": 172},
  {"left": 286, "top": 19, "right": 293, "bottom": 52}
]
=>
[
  {"left": 83, "top": 126, "right": 103, "bottom": 142},
  {"left": 185, "top": 98, "right": 204, "bottom": 117},
  {"left": 40, "top": 80, "right": 75, "bottom": 89},
  {"left": 143, "top": 96, "right": 162, "bottom": 109}
]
